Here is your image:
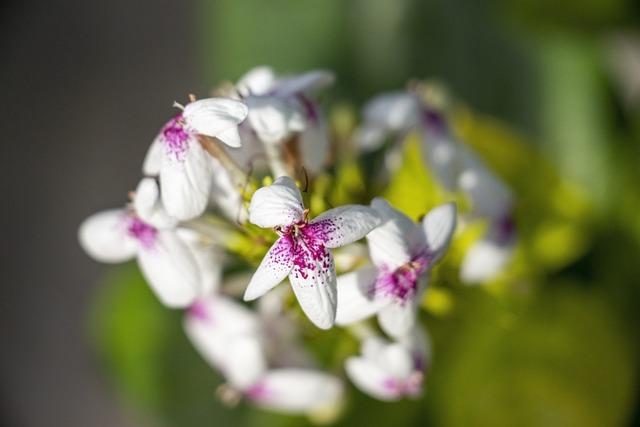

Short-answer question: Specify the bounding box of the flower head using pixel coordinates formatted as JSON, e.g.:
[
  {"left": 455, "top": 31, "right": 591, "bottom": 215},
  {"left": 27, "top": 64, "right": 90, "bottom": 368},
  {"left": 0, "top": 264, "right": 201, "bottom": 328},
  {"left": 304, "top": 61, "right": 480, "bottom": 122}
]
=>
[
  {"left": 336, "top": 198, "right": 456, "bottom": 338},
  {"left": 243, "top": 176, "right": 380, "bottom": 329},
  {"left": 143, "top": 98, "right": 248, "bottom": 221},
  {"left": 345, "top": 331, "right": 429, "bottom": 401}
]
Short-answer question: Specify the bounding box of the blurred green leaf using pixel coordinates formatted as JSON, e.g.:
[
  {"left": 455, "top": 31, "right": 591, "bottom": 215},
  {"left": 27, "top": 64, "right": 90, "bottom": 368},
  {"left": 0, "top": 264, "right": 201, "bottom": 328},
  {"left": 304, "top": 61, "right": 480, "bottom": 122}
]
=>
[
  {"left": 89, "top": 264, "right": 245, "bottom": 427},
  {"left": 426, "top": 286, "right": 636, "bottom": 427}
]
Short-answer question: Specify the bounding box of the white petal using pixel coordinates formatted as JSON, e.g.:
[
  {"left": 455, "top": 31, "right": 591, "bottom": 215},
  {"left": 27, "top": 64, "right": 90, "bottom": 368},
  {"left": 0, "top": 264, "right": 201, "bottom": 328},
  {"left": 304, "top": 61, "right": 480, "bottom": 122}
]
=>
[
  {"left": 136, "top": 229, "right": 201, "bottom": 308},
  {"left": 247, "top": 369, "right": 343, "bottom": 414},
  {"left": 345, "top": 356, "right": 400, "bottom": 402},
  {"left": 335, "top": 267, "right": 386, "bottom": 325},
  {"left": 397, "top": 324, "right": 432, "bottom": 372},
  {"left": 78, "top": 209, "right": 137, "bottom": 263},
  {"left": 368, "top": 198, "right": 423, "bottom": 270},
  {"left": 288, "top": 241, "right": 337, "bottom": 329},
  {"left": 133, "top": 178, "right": 177, "bottom": 229},
  {"left": 142, "top": 138, "right": 162, "bottom": 175},
  {"left": 298, "top": 114, "right": 329, "bottom": 176},
  {"left": 422, "top": 202, "right": 457, "bottom": 261},
  {"left": 354, "top": 125, "right": 387, "bottom": 151},
  {"left": 460, "top": 236, "right": 514, "bottom": 284},
  {"left": 184, "top": 295, "right": 265, "bottom": 386},
  {"left": 223, "top": 336, "right": 268, "bottom": 390},
  {"left": 214, "top": 126, "right": 242, "bottom": 148},
  {"left": 458, "top": 146, "right": 513, "bottom": 219},
  {"left": 421, "top": 133, "right": 459, "bottom": 192},
  {"left": 160, "top": 137, "right": 213, "bottom": 221},
  {"left": 176, "top": 228, "right": 223, "bottom": 295},
  {"left": 274, "top": 70, "right": 335, "bottom": 97},
  {"left": 310, "top": 205, "right": 380, "bottom": 249},
  {"left": 248, "top": 176, "right": 304, "bottom": 228},
  {"left": 378, "top": 298, "right": 420, "bottom": 339},
  {"left": 182, "top": 98, "right": 248, "bottom": 142},
  {"left": 209, "top": 157, "right": 248, "bottom": 223},
  {"left": 246, "top": 96, "right": 295, "bottom": 144},
  {"left": 378, "top": 343, "right": 415, "bottom": 379},
  {"left": 236, "top": 66, "right": 276, "bottom": 96},
  {"left": 362, "top": 91, "right": 421, "bottom": 132},
  {"left": 244, "top": 236, "right": 294, "bottom": 301}
]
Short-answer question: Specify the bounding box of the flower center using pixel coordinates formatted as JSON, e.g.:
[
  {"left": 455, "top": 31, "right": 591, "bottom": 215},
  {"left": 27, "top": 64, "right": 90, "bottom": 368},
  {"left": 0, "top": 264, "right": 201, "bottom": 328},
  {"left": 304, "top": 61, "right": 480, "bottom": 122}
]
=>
[
  {"left": 126, "top": 216, "right": 157, "bottom": 250},
  {"left": 372, "top": 252, "right": 430, "bottom": 303},
  {"left": 274, "top": 209, "right": 309, "bottom": 237}
]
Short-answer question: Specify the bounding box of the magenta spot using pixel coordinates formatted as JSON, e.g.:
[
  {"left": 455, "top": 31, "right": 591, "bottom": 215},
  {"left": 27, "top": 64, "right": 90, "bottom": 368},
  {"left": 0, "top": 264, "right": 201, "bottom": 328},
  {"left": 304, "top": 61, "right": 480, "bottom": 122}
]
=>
[
  {"left": 187, "top": 300, "right": 212, "bottom": 323},
  {"left": 372, "top": 251, "right": 431, "bottom": 304},
  {"left": 126, "top": 217, "right": 157, "bottom": 250},
  {"left": 381, "top": 373, "right": 423, "bottom": 398},
  {"left": 246, "top": 382, "right": 273, "bottom": 402},
  {"left": 160, "top": 114, "right": 192, "bottom": 162}
]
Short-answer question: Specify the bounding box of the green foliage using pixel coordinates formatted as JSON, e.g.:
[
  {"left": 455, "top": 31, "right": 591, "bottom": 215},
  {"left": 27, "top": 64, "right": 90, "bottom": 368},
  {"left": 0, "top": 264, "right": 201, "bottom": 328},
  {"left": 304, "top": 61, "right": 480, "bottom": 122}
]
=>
[{"left": 426, "top": 286, "right": 636, "bottom": 427}]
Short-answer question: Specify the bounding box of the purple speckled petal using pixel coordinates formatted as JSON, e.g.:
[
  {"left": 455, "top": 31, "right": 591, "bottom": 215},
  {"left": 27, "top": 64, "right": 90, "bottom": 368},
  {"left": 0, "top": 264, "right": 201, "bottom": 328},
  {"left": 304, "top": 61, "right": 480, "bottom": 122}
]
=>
[
  {"left": 244, "top": 236, "right": 294, "bottom": 301},
  {"left": 248, "top": 176, "right": 304, "bottom": 228},
  {"left": 288, "top": 237, "right": 337, "bottom": 329},
  {"left": 310, "top": 205, "right": 380, "bottom": 249}
]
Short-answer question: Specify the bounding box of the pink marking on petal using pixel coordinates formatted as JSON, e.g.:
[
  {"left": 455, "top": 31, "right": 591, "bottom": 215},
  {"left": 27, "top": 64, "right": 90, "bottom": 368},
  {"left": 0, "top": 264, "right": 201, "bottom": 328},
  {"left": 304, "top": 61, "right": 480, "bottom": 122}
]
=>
[
  {"left": 187, "top": 300, "right": 213, "bottom": 323},
  {"left": 245, "top": 381, "right": 273, "bottom": 402},
  {"left": 126, "top": 217, "right": 157, "bottom": 250},
  {"left": 372, "top": 251, "right": 431, "bottom": 304},
  {"left": 381, "top": 371, "right": 423, "bottom": 398},
  {"left": 290, "top": 228, "right": 334, "bottom": 287},
  {"left": 160, "top": 114, "right": 193, "bottom": 162}
]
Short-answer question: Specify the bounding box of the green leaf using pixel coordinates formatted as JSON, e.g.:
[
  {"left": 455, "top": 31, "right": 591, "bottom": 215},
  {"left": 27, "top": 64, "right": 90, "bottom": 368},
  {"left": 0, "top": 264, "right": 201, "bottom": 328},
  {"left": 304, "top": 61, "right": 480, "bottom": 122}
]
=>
[{"left": 426, "top": 286, "right": 636, "bottom": 427}]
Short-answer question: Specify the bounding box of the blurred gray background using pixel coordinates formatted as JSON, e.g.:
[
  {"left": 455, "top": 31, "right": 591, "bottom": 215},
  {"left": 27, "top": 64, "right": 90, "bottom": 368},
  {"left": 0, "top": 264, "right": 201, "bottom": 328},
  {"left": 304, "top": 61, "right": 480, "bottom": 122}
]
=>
[{"left": 0, "top": 1, "right": 200, "bottom": 425}]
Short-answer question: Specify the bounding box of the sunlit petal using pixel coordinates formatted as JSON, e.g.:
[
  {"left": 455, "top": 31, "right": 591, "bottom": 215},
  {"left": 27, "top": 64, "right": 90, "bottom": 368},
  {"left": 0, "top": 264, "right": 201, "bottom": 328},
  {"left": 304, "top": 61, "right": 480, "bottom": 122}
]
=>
[
  {"left": 289, "top": 242, "right": 337, "bottom": 329},
  {"left": 244, "top": 236, "right": 294, "bottom": 301},
  {"left": 248, "top": 176, "right": 304, "bottom": 228},
  {"left": 182, "top": 98, "right": 248, "bottom": 142},
  {"left": 310, "top": 205, "right": 380, "bottom": 249},
  {"left": 78, "top": 209, "right": 137, "bottom": 263},
  {"left": 422, "top": 201, "right": 457, "bottom": 261}
]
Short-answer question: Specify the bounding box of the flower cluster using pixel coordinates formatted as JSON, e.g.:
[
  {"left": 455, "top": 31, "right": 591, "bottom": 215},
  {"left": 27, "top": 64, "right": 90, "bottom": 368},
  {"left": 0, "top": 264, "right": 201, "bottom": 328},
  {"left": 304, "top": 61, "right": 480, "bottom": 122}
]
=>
[{"left": 79, "top": 67, "right": 516, "bottom": 417}]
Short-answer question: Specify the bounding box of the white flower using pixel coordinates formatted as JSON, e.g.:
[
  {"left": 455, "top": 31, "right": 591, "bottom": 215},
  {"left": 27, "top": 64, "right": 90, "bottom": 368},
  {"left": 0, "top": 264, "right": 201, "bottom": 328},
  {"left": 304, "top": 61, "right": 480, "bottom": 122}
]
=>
[
  {"left": 184, "top": 294, "right": 344, "bottom": 414},
  {"left": 143, "top": 98, "right": 248, "bottom": 221},
  {"left": 345, "top": 332, "right": 428, "bottom": 401},
  {"left": 184, "top": 294, "right": 267, "bottom": 390},
  {"left": 78, "top": 208, "right": 202, "bottom": 308},
  {"left": 460, "top": 214, "right": 517, "bottom": 284},
  {"left": 336, "top": 198, "right": 456, "bottom": 338},
  {"left": 236, "top": 67, "right": 334, "bottom": 176},
  {"left": 245, "top": 369, "right": 343, "bottom": 415},
  {"left": 243, "top": 176, "right": 380, "bottom": 329}
]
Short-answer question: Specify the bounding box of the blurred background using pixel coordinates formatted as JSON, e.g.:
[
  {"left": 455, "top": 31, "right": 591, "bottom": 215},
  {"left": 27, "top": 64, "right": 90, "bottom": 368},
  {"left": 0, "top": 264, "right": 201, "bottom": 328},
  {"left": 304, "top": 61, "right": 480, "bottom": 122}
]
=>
[{"left": 1, "top": 0, "right": 640, "bottom": 426}]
